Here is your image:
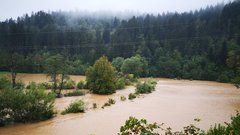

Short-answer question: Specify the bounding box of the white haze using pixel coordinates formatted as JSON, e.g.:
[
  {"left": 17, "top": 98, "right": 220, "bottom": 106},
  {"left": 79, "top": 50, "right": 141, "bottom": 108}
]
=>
[{"left": 0, "top": 0, "right": 232, "bottom": 21}]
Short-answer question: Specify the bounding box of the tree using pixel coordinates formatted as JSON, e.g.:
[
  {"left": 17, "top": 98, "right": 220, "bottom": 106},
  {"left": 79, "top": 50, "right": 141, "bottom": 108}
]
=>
[
  {"left": 0, "top": 52, "right": 25, "bottom": 88},
  {"left": 86, "top": 56, "right": 117, "bottom": 94},
  {"left": 44, "top": 54, "right": 69, "bottom": 96},
  {"left": 112, "top": 57, "right": 124, "bottom": 72},
  {"left": 121, "top": 55, "right": 148, "bottom": 77}
]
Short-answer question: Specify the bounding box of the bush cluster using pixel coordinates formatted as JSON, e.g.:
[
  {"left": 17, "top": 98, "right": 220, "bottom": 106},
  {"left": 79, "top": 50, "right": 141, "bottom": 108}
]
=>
[
  {"left": 77, "top": 80, "right": 87, "bottom": 89},
  {"left": 0, "top": 85, "right": 55, "bottom": 126},
  {"left": 102, "top": 98, "right": 116, "bottom": 108},
  {"left": 26, "top": 82, "right": 52, "bottom": 89},
  {"left": 128, "top": 93, "right": 137, "bottom": 100},
  {"left": 64, "top": 90, "right": 84, "bottom": 97},
  {"left": 119, "top": 112, "right": 240, "bottom": 135},
  {"left": 62, "top": 79, "right": 76, "bottom": 89},
  {"left": 61, "top": 100, "right": 85, "bottom": 115},
  {"left": 136, "top": 79, "right": 157, "bottom": 94}
]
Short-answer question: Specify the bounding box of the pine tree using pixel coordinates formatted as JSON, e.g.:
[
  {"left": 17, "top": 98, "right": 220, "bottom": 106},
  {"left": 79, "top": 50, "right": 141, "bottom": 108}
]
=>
[{"left": 86, "top": 56, "right": 117, "bottom": 94}]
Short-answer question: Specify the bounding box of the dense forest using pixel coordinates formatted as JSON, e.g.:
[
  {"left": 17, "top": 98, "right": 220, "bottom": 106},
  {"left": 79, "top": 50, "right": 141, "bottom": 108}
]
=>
[{"left": 0, "top": 1, "right": 239, "bottom": 83}]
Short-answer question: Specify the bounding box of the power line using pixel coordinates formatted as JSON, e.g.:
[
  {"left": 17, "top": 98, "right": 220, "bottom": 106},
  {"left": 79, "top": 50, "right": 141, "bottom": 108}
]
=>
[
  {"left": 0, "top": 33, "right": 239, "bottom": 50},
  {"left": 0, "top": 22, "right": 199, "bottom": 36}
]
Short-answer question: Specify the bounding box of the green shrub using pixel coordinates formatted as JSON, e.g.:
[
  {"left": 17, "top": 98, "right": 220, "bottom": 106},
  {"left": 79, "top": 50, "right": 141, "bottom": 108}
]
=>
[
  {"left": 86, "top": 56, "right": 117, "bottom": 94},
  {"left": 27, "top": 82, "right": 52, "bottom": 90},
  {"left": 62, "top": 80, "right": 76, "bottom": 89},
  {"left": 115, "top": 78, "right": 126, "bottom": 89},
  {"left": 126, "top": 74, "right": 138, "bottom": 83},
  {"left": 226, "top": 111, "right": 240, "bottom": 135},
  {"left": 14, "top": 81, "right": 25, "bottom": 90},
  {"left": 0, "top": 77, "right": 11, "bottom": 89},
  {"left": 38, "top": 82, "right": 52, "bottom": 89},
  {"left": 77, "top": 80, "right": 86, "bottom": 89},
  {"left": 124, "top": 79, "right": 132, "bottom": 85},
  {"left": 128, "top": 93, "right": 137, "bottom": 100},
  {"left": 207, "top": 124, "right": 227, "bottom": 135},
  {"left": 136, "top": 79, "right": 157, "bottom": 94},
  {"left": 119, "top": 117, "right": 159, "bottom": 135},
  {"left": 61, "top": 100, "right": 85, "bottom": 115},
  {"left": 64, "top": 90, "right": 84, "bottom": 97},
  {"left": 120, "top": 96, "right": 126, "bottom": 101},
  {"left": 26, "top": 82, "right": 37, "bottom": 89},
  {"left": 0, "top": 87, "right": 55, "bottom": 126}
]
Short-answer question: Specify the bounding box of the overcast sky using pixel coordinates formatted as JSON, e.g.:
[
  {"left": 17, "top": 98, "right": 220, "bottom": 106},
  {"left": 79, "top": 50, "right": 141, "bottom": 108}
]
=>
[{"left": 0, "top": 0, "right": 231, "bottom": 21}]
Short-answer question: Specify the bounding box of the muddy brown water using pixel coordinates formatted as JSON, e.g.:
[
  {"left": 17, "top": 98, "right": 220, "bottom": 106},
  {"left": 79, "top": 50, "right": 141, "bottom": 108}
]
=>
[{"left": 0, "top": 74, "right": 240, "bottom": 135}]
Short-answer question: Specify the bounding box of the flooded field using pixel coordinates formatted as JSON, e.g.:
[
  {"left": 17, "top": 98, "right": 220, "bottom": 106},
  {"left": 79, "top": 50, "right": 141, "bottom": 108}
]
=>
[{"left": 0, "top": 74, "right": 240, "bottom": 135}]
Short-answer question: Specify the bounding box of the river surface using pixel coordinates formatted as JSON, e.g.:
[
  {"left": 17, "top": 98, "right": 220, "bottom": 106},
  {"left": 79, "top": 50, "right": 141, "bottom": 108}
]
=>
[{"left": 0, "top": 74, "right": 240, "bottom": 135}]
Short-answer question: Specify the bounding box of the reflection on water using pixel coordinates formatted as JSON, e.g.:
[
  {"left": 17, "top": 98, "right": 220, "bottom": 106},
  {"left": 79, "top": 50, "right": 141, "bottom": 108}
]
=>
[{"left": 0, "top": 77, "right": 240, "bottom": 135}]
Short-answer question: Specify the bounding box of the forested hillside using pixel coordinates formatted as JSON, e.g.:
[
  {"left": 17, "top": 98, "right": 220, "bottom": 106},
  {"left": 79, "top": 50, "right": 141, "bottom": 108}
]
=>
[{"left": 0, "top": 1, "right": 239, "bottom": 82}]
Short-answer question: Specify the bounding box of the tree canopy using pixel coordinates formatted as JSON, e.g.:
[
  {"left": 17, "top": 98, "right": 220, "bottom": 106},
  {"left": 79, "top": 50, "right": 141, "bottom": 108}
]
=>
[{"left": 86, "top": 56, "right": 117, "bottom": 94}]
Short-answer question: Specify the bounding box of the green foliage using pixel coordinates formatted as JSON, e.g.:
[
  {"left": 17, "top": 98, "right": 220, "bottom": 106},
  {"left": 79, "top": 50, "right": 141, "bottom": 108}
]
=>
[
  {"left": 44, "top": 54, "right": 65, "bottom": 91},
  {"left": 112, "top": 57, "right": 125, "bottom": 71},
  {"left": 128, "top": 93, "right": 137, "bottom": 100},
  {"left": 62, "top": 79, "right": 76, "bottom": 89},
  {"left": 61, "top": 100, "right": 85, "bottom": 115},
  {"left": 64, "top": 90, "right": 84, "bottom": 97},
  {"left": 0, "top": 86, "right": 55, "bottom": 126},
  {"left": 14, "top": 81, "right": 25, "bottom": 90},
  {"left": 136, "top": 79, "right": 157, "bottom": 94},
  {"left": 226, "top": 111, "right": 240, "bottom": 135},
  {"left": 115, "top": 78, "right": 126, "bottom": 89},
  {"left": 69, "top": 59, "right": 88, "bottom": 75},
  {"left": 119, "top": 117, "right": 159, "bottom": 135},
  {"left": 77, "top": 80, "right": 87, "bottom": 89},
  {"left": 0, "top": 77, "right": 11, "bottom": 89},
  {"left": 86, "top": 56, "right": 117, "bottom": 94},
  {"left": 125, "top": 74, "right": 138, "bottom": 83},
  {"left": 206, "top": 124, "right": 227, "bottom": 135},
  {"left": 27, "top": 82, "right": 52, "bottom": 89},
  {"left": 231, "top": 68, "right": 240, "bottom": 88},
  {"left": 38, "top": 82, "right": 52, "bottom": 89},
  {"left": 121, "top": 55, "right": 148, "bottom": 77},
  {"left": 119, "top": 112, "right": 240, "bottom": 135}
]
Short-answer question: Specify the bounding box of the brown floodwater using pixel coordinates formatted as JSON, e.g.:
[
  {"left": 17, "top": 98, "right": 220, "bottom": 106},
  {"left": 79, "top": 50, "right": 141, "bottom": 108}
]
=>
[{"left": 0, "top": 74, "right": 240, "bottom": 135}]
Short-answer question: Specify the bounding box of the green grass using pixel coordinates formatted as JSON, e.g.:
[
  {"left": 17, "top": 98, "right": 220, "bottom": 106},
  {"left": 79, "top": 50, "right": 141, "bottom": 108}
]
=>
[{"left": 0, "top": 72, "right": 10, "bottom": 75}]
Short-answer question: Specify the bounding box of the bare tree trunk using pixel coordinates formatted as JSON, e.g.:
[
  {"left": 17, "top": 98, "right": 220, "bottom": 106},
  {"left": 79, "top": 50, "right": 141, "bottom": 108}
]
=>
[
  {"left": 11, "top": 69, "right": 16, "bottom": 88},
  {"left": 58, "top": 73, "right": 65, "bottom": 97}
]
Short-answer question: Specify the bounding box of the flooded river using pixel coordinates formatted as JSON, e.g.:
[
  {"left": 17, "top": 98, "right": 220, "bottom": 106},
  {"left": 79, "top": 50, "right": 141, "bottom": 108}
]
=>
[{"left": 0, "top": 74, "right": 240, "bottom": 135}]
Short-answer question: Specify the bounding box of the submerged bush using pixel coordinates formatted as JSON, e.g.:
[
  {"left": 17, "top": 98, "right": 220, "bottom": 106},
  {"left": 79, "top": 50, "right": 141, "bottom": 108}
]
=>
[
  {"left": 136, "top": 79, "right": 157, "bottom": 94},
  {"left": 108, "top": 98, "right": 116, "bottom": 104},
  {"left": 61, "top": 100, "right": 85, "bottom": 115},
  {"left": 38, "top": 82, "right": 52, "bottom": 89},
  {"left": 128, "top": 93, "right": 137, "bottom": 100},
  {"left": 64, "top": 90, "right": 84, "bottom": 97},
  {"left": 0, "top": 86, "right": 55, "bottom": 126},
  {"left": 77, "top": 80, "right": 87, "bottom": 89},
  {"left": 102, "top": 98, "right": 116, "bottom": 108},
  {"left": 62, "top": 79, "right": 76, "bottom": 89},
  {"left": 115, "top": 78, "right": 126, "bottom": 89},
  {"left": 120, "top": 96, "right": 126, "bottom": 101},
  {"left": 26, "top": 82, "right": 53, "bottom": 89}
]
